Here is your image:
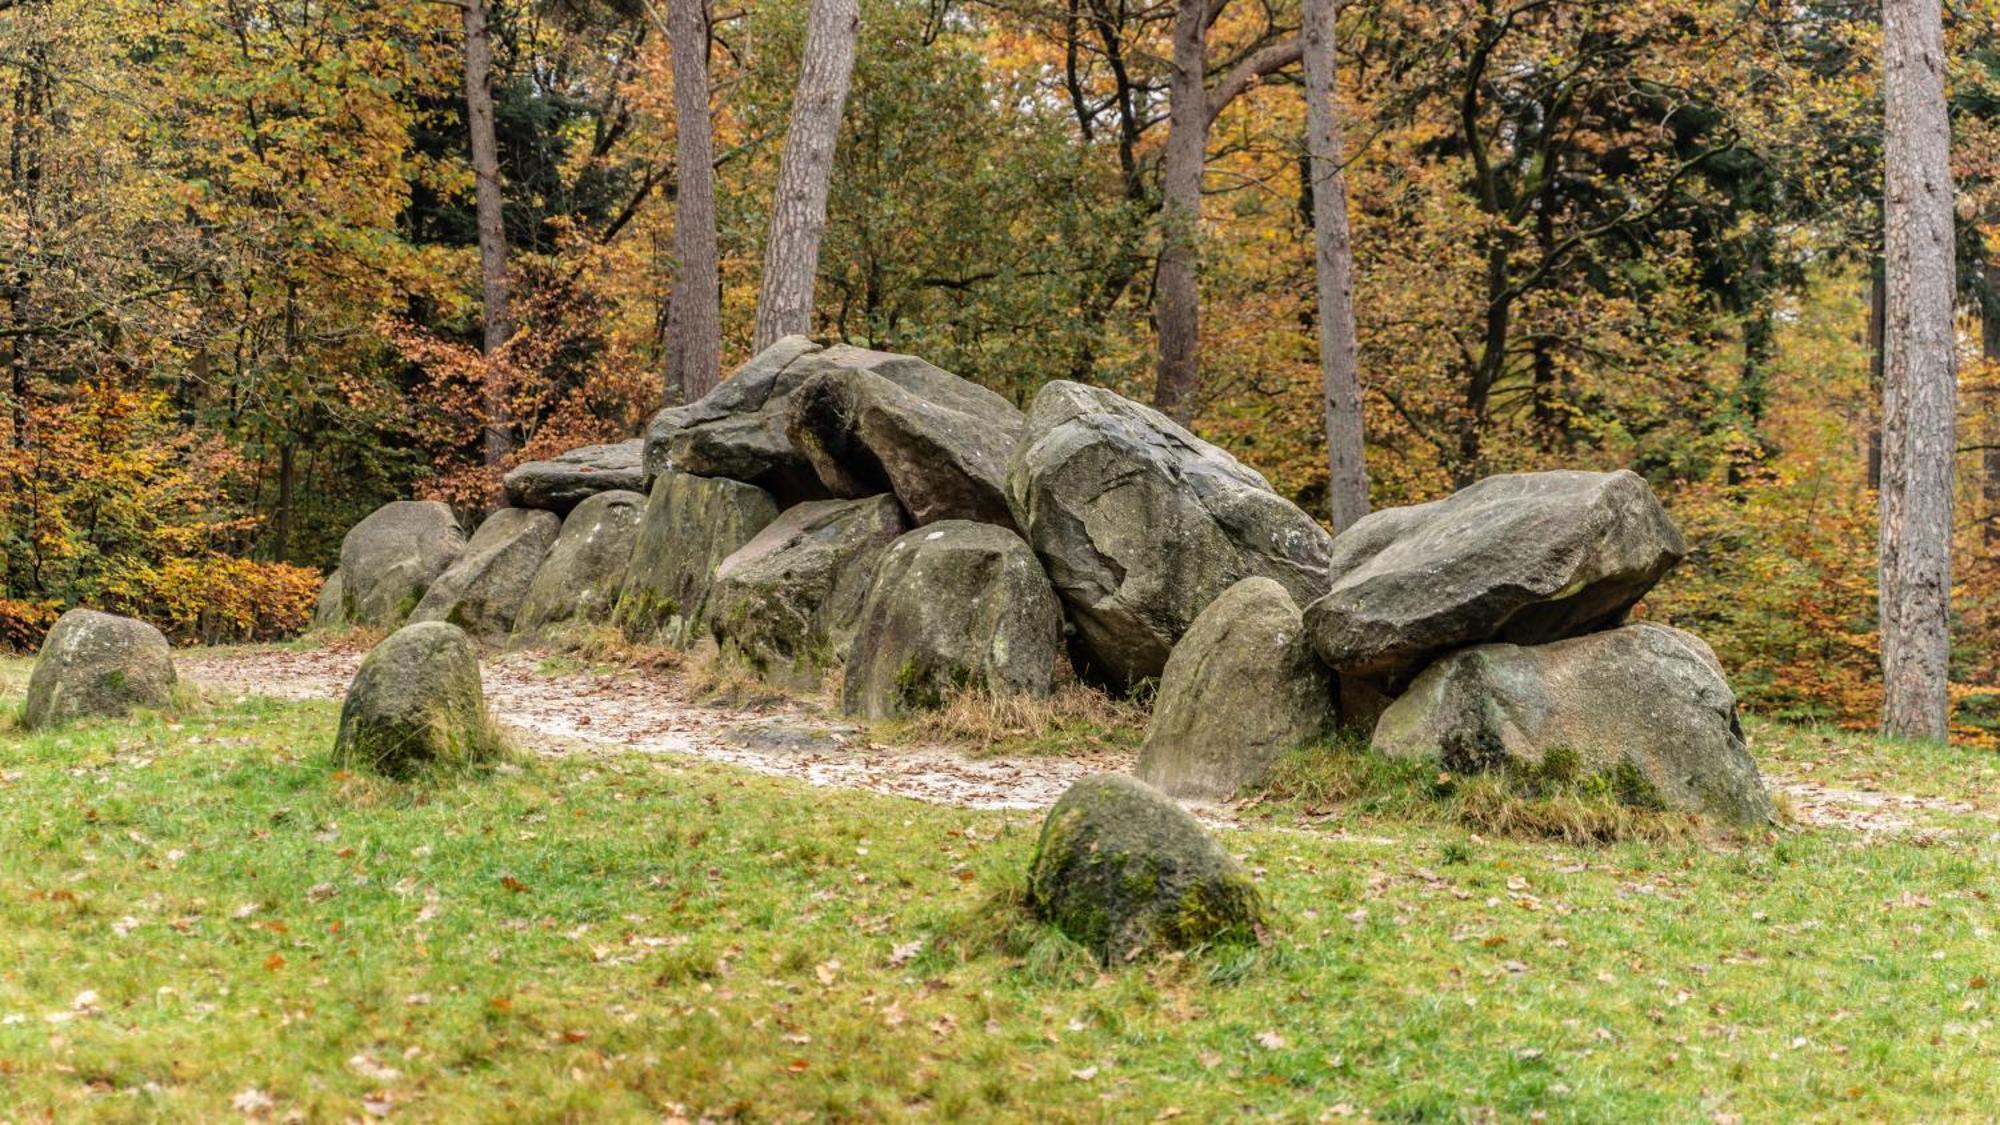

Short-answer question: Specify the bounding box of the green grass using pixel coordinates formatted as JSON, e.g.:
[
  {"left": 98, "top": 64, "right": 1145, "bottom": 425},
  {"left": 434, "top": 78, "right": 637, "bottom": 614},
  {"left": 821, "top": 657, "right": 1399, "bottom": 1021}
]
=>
[{"left": 0, "top": 677, "right": 1999, "bottom": 1119}]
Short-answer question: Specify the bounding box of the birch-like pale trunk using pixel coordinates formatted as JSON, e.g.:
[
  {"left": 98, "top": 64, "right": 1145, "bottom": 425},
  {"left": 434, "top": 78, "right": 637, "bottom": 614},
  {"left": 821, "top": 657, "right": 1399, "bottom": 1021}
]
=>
[
  {"left": 462, "top": 0, "right": 514, "bottom": 483},
  {"left": 1302, "top": 0, "right": 1368, "bottom": 530},
  {"left": 752, "top": 0, "right": 860, "bottom": 353},
  {"left": 1878, "top": 0, "right": 1957, "bottom": 742},
  {"left": 666, "top": 0, "right": 721, "bottom": 401}
]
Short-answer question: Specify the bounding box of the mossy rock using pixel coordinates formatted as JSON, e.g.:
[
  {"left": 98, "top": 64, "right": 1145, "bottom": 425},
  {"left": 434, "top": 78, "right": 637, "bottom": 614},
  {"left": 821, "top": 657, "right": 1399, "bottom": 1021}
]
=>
[
  {"left": 614, "top": 471, "right": 779, "bottom": 648},
  {"left": 24, "top": 609, "right": 179, "bottom": 729},
  {"left": 511, "top": 490, "right": 647, "bottom": 644},
  {"left": 1027, "top": 774, "right": 1267, "bottom": 962},
  {"left": 333, "top": 622, "right": 501, "bottom": 776}
]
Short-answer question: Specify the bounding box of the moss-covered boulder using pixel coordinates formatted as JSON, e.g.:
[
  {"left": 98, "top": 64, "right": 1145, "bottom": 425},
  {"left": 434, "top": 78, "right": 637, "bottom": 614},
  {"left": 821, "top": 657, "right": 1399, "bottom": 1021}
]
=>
[
  {"left": 511, "top": 489, "right": 646, "bottom": 643},
  {"left": 707, "top": 495, "right": 906, "bottom": 689},
  {"left": 411, "top": 508, "right": 561, "bottom": 644},
  {"left": 1136, "top": 578, "right": 1334, "bottom": 801},
  {"left": 1372, "top": 622, "right": 1773, "bottom": 825},
  {"left": 1004, "top": 380, "right": 1332, "bottom": 686},
  {"left": 1027, "top": 774, "right": 1267, "bottom": 962},
  {"left": 24, "top": 609, "right": 179, "bottom": 729},
  {"left": 332, "top": 621, "right": 499, "bottom": 776},
  {"left": 313, "top": 569, "right": 348, "bottom": 630},
  {"left": 338, "top": 501, "right": 467, "bottom": 630},
  {"left": 614, "top": 471, "right": 780, "bottom": 648},
  {"left": 842, "top": 521, "right": 1062, "bottom": 719}
]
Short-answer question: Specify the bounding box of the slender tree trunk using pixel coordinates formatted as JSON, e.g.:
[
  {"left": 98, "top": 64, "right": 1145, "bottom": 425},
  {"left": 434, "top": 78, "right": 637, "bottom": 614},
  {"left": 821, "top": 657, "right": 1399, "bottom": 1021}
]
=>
[
  {"left": 753, "top": 0, "right": 860, "bottom": 353},
  {"left": 463, "top": 0, "right": 514, "bottom": 485},
  {"left": 1867, "top": 264, "right": 1885, "bottom": 490},
  {"left": 1878, "top": 0, "right": 1957, "bottom": 742},
  {"left": 1302, "top": 0, "right": 1367, "bottom": 529},
  {"left": 1983, "top": 260, "right": 2000, "bottom": 548},
  {"left": 1151, "top": 0, "right": 1208, "bottom": 424},
  {"left": 666, "top": 0, "right": 721, "bottom": 403}
]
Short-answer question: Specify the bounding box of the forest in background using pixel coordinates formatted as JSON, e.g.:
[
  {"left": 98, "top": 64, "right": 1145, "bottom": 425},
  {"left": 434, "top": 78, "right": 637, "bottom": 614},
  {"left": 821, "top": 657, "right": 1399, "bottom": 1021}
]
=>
[{"left": 1, "top": 0, "right": 1997, "bottom": 740}]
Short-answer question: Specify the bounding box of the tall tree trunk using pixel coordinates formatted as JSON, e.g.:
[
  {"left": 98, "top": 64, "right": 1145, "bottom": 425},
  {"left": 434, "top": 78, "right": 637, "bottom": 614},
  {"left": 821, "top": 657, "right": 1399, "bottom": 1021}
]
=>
[
  {"left": 752, "top": 0, "right": 860, "bottom": 353},
  {"left": 463, "top": 0, "right": 514, "bottom": 486},
  {"left": 1878, "top": 0, "right": 1958, "bottom": 742},
  {"left": 666, "top": 0, "right": 721, "bottom": 403},
  {"left": 1867, "top": 263, "right": 1885, "bottom": 490},
  {"left": 1984, "top": 260, "right": 2000, "bottom": 548},
  {"left": 1151, "top": 0, "right": 1207, "bottom": 424},
  {"left": 1302, "top": 0, "right": 1367, "bottom": 529}
]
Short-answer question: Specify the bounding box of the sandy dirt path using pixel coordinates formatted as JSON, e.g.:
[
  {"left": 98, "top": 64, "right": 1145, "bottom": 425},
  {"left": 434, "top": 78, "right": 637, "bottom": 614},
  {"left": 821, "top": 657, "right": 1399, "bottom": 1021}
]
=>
[{"left": 177, "top": 644, "right": 1126, "bottom": 812}]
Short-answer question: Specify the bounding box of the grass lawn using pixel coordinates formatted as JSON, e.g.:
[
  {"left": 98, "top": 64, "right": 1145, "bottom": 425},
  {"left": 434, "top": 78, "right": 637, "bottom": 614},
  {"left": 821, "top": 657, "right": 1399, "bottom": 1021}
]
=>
[{"left": 0, "top": 663, "right": 1997, "bottom": 1120}]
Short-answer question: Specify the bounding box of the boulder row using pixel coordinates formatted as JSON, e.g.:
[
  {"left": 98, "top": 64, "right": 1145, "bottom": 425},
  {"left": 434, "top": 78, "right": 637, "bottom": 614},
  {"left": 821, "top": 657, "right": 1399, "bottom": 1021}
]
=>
[
  {"left": 842, "top": 521, "right": 1063, "bottom": 719},
  {"left": 411, "top": 507, "right": 562, "bottom": 644},
  {"left": 511, "top": 489, "right": 647, "bottom": 642},
  {"left": 615, "top": 471, "right": 781, "bottom": 648},
  {"left": 502, "top": 440, "right": 646, "bottom": 514},
  {"left": 1005, "top": 380, "right": 1333, "bottom": 684},
  {"left": 338, "top": 501, "right": 467, "bottom": 630},
  {"left": 24, "top": 609, "right": 179, "bottom": 729},
  {"left": 707, "top": 495, "right": 907, "bottom": 689},
  {"left": 332, "top": 621, "right": 500, "bottom": 776},
  {"left": 1372, "top": 622, "right": 1773, "bottom": 825},
  {"left": 1027, "top": 774, "right": 1267, "bottom": 962},
  {"left": 1135, "top": 578, "right": 1334, "bottom": 802},
  {"left": 1304, "top": 470, "right": 1687, "bottom": 688}
]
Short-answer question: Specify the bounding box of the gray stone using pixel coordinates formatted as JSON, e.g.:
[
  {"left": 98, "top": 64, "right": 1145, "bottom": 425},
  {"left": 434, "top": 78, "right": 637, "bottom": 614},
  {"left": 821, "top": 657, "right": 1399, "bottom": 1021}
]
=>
[
  {"left": 338, "top": 501, "right": 467, "bottom": 630},
  {"left": 332, "top": 621, "right": 499, "bottom": 776},
  {"left": 785, "top": 353, "right": 1023, "bottom": 528},
  {"left": 664, "top": 335, "right": 831, "bottom": 504},
  {"left": 1304, "top": 470, "right": 1687, "bottom": 688},
  {"left": 641, "top": 405, "right": 695, "bottom": 489},
  {"left": 1028, "top": 774, "right": 1267, "bottom": 962},
  {"left": 24, "top": 609, "right": 179, "bottom": 729},
  {"left": 511, "top": 489, "right": 647, "bottom": 642},
  {"left": 1136, "top": 578, "right": 1334, "bottom": 801},
  {"left": 313, "top": 569, "right": 348, "bottom": 631},
  {"left": 410, "top": 508, "right": 561, "bottom": 644},
  {"left": 1004, "top": 380, "right": 1333, "bottom": 685},
  {"left": 842, "top": 521, "right": 1063, "bottom": 719},
  {"left": 1372, "top": 622, "right": 1773, "bottom": 825},
  {"left": 502, "top": 440, "right": 645, "bottom": 515},
  {"left": 614, "top": 471, "right": 781, "bottom": 648},
  {"left": 707, "top": 495, "right": 907, "bottom": 689}
]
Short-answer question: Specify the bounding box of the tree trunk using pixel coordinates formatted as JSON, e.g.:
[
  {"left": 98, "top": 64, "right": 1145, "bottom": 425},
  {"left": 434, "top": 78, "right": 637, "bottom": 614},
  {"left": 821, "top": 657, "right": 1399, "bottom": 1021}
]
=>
[
  {"left": 752, "top": 0, "right": 860, "bottom": 353},
  {"left": 666, "top": 0, "right": 721, "bottom": 403},
  {"left": 463, "top": 0, "right": 514, "bottom": 485},
  {"left": 1878, "top": 0, "right": 1958, "bottom": 742},
  {"left": 1151, "top": 0, "right": 1207, "bottom": 425},
  {"left": 1302, "top": 0, "right": 1368, "bottom": 530},
  {"left": 1867, "top": 264, "right": 1885, "bottom": 490},
  {"left": 1984, "top": 260, "right": 1999, "bottom": 548}
]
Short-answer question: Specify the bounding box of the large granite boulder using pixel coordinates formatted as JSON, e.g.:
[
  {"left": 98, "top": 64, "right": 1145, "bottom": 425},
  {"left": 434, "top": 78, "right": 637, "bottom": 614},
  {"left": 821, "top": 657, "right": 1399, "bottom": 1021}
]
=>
[
  {"left": 313, "top": 569, "right": 348, "bottom": 630},
  {"left": 661, "top": 335, "right": 830, "bottom": 504},
  {"left": 1028, "top": 774, "right": 1267, "bottom": 962},
  {"left": 410, "top": 508, "right": 561, "bottom": 644},
  {"left": 1004, "top": 380, "right": 1333, "bottom": 685},
  {"left": 332, "top": 621, "right": 499, "bottom": 776},
  {"left": 24, "top": 609, "right": 179, "bottom": 729},
  {"left": 502, "top": 440, "right": 645, "bottom": 515},
  {"left": 786, "top": 358, "right": 1023, "bottom": 529},
  {"left": 1304, "top": 470, "right": 1687, "bottom": 688},
  {"left": 511, "top": 489, "right": 646, "bottom": 642},
  {"left": 338, "top": 501, "right": 467, "bottom": 630},
  {"left": 615, "top": 471, "right": 781, "bottom": 648},
  {"left": 842, "top": 521, "right": 1063, "bottom": 719},
  {"left": 641, "top": 405, "right": 694, "bottom": 489},
  {"left": 707, "top": 495, "right": 907, "bottom": 689},
  {"left": 1135, "top": 578, "right": 1334, "bottom": 802},
  {"left": 1372, "top": 622, "right": 1773, "bottom": 825}
]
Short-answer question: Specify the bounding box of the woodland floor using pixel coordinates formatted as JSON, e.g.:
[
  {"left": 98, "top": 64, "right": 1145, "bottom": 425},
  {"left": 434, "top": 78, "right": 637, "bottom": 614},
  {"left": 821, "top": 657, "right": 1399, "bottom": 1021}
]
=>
[{"left": 1, "top": 646, "right": 1999, "bottom": 1119}]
